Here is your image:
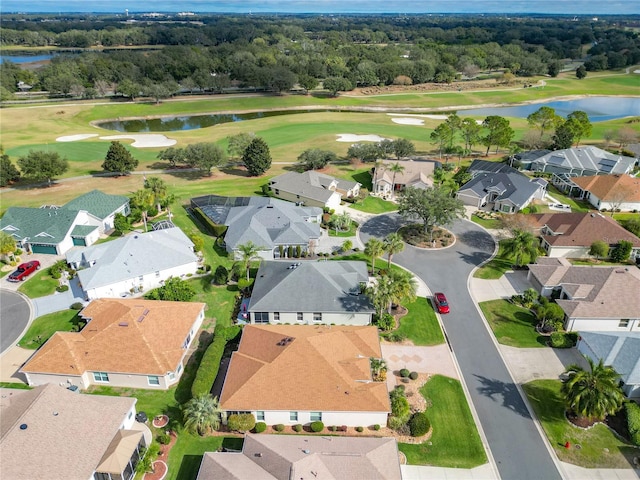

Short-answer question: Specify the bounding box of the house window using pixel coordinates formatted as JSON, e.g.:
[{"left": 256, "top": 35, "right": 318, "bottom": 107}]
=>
[
  {"left": 93, "top": 372, "right": 109, "bottom": 383},
  {"left": 177, "top": 364, "right": 182, "bottom": 374},
  {"left": 310, "top": 412, "right": 322, "bottom": 421},
  {"left": 254, "top": 312, "right": 269, "bottom": 324},
  {"left": 256, "top": 411, "right": 265, "bottom": 421},
  {"left": 128, "top": 411, "right": 133, "bottom": 419},
  {"left": 168, "top": 371, "right": 175, "bottom": 381},
  {"left": 274, "top": 312, "right": 280, "bottom": 323},
  {"left": 290, "top": 411, "right": 298, "bottom": 421},
  {"left": 619, "top": 319, "right": 630, "bottom": 328},
  {"left": 297, "top": 312, "right": 304, "bottom": 323},
  {"left": 155, "top": 271, "right": 160, "bottom": 277},
  {"left": 183, "top": 332, "right": 192, "bottom": 349},
  {"left": 148, "top": 376, "right": 160, "bottom": 386},
  {"left": 275, "top": 189, "right": 280, "bottom": 195},
  {"left": 313, "top": 312, "right": 322, "bottom": 323}
]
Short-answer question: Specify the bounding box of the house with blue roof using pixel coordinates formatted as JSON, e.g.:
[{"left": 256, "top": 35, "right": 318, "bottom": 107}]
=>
[{"left": 0, "top": 190, "right": 129, "bottom": 255}]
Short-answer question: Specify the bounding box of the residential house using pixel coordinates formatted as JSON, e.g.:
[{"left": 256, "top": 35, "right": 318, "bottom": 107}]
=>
[
  {"left": 219, "top": 325, "right": 390, "bottom": 427},
  {"left": 66, "top": 226, "right": 198, "bottom": 299},
  {"left": 467, "top": 158, "right": 521, "bottom": 177},
  {"left": 527, "top": 257, "right": 640, "bottom": 332},
  {"left": 577, "top": 331, "right": 640, "bottom": 398},
  {"left": 529, "top": 146, "right": 636, "bottom": 176},
  {"left": 21, "top": 298, "right": 206, "bottom": 390},
  {"left": 196, "top": 434, "right": 402, "bottom": 480},
  {"left": 557, "top": 174, "right": 640, "bottom": 212},
  {"left": 0, "top": 383, "right": 151, "bottom": 480},
  {"left": 245, "top": 260, "right": 374, "bottom": 325},
  {"left": 372, "top": 159, "right": 439, "bottom": 197},
  {"left": 268, "top": 171, "right": 361, "bottom": 209},
  {"left": 191, "top": 195, "right": 322, "bottom": 260},
  {"left": 513, "top": 149, "right": 552, "bottom": 170},
  {"left": 531, "top": 212, "right": 640, "bottom": 259},
  {"left": 0, "top": 190, "right": 129, "bottom": 255},
  {"left": 456, "top": 171, "right": 547, "bottom": 213}
]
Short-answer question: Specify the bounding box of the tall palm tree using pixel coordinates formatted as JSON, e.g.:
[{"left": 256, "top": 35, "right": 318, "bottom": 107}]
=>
[
  {"left": 131, "top": 188, "right": 154, "bottom": 232},
  {"left": 365, "top": 276, "right": 394, "bottom": 318},
  {"left": 383, "top": 232, "right": 405, "bottom": 268},
  {"left": 235, "top": 241, "right": 263, "bottom": 280},
  {"left": 502, "top": 229, "right": 539, "bottom": 267},
  {"left": 144, "top": 176, "right": 168, "bottom": 213},
  {"left": 388, "top": 162, "right": 405, "bottom": 197},
  {"left": 0, "top": 231, "right": 17, "bottom": 262},
  {"left": 386, "top": 269, "right": 417, "bottom": 313},
  {"left": 182, "top": 395, "right": 222, "bottom": 436},
  {"left": 561, "top": 358, "right": 624, "bottom": 422},
  {"left": 364, "top": 238, "right": 385, "bottom": 275}
]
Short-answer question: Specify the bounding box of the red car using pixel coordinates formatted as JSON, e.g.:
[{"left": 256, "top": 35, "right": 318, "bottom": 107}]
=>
[
  {"left": 433, "top": 292, "right": 450, "bottom": 314},
  {"left": 8, "top": 260, "right": 40, "bottom": 282}
]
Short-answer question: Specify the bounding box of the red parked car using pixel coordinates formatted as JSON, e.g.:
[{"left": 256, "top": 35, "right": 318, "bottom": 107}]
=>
[
  {"left": 433, "top": 292, "right": 450, "bottom": 314},
  {"left": 8, "top": 260, "right": 40, "bottom": 282}
]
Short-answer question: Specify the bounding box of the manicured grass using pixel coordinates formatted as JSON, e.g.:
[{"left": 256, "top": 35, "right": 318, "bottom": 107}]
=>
[
  {"left": 545, "top": 185, "right": 591, "bottom": 213},
  {"left": 399, "top": 375, "right": 487, "bottom": 468},
  {"left": 187, "top": 276, "right": 239, "bottom": 329},
  {"left": 479, "top": 299, "right": 546, "bottom": 348},
  {"left": 523, "top": 379, "right": 637, "bottom": 468},
  {"left": 470, "top": 213, "right": 502, "bottom": 230},
  {"left": 18, "top": 309, "right": 81, "bottom": 349},
  {"left": 473, "top": 240, "right": 514, "bottom": 279},
  {"left": 17, "top": 268, "right": 59, "bottom": 298},
  {"left": 350, "top": 195, "right": 397, "bottom": 214},
  {"left": 0, "top": 268, "right": 10, "bottom": 278},
  {"left": 167, "top": 434, "right": 243, "bottom": 480},
  {"left": 0, "top": 382, "right": 32, "bottom": 389},
  {"left": 87, "top": 385, "right": 180, "bottom": 420},
  {"left": 613, "top": 212, "right": 640, "bottom": 222},
  {"left": 395, "top": 297, "right": 445, "bottom": 346},
  {"left": 326, "top": 221, "right": 358, "bottom": 237}
]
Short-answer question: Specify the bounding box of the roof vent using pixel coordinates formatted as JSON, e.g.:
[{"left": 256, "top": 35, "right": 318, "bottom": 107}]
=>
[
  {"left": 302, "top": 449, "right": 310, "bottom": 454},
  {"left": 118, "top": 322, "right": 128, "bottom": 327},
  {"left": 19, "top": 424, "right": 27, "bottom": 430},
  {"left": 254, "top": 453, "right": 263, "bottom": 457}
]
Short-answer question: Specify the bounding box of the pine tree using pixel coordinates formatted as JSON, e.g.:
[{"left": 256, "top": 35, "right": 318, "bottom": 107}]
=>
[
  {"left": 102, "top": 141, "right": 138, "bottom": 176},
  {"left": 242, "top": 138, "right": 272, "bottom": 176}
]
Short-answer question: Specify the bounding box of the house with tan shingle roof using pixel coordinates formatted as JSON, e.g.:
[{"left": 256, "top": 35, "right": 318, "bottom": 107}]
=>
[
  {"left": 196, "top": 434, "right": 402, "bottom": 480},
  {"left": 21, "top": 298, "right": 205, "bottom": 390},
  {"left": 0, "top": 383, "right": 151, "bottom": 480},
  {"left": 568, "top": 174, "right": 640, "bottom": 212},
  {"left": 219, "top": 325, "right": 390, "bottom": 427},
  {"left": 372, "top": 159, "right": 438, "bottom": 198},
  {"left": 527, "top": 258, "right": 640, "bottom": 332},
  {"left": 530, "top": 212, "right": 640, "bottom": 259}
]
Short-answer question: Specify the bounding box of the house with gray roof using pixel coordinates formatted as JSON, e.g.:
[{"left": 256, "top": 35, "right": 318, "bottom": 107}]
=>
[
  {"left": 268, "top": 171, "right": 361, "bottom": 209},
  {"left": 467, "top": 159, "right": 521, "bottom": 177},
  {"left": 527, "top": 257, "right": 640, "bottom": 332},
  {"left": 456, "top": 171, "right": 547, "bottom": 213},
  {"left": 577, "top": 332, "right": 640, "bottom": 398},
  {"left": 67, "top": 226, "right": 198, "bottom": 300},
  {"left": 246, "top": 260, "right": 374, "bottom": 325},
  {"left": 0, "top": 190, "right": 129, "bottom": 255},
  {"left": 196, "top": 434, "right": 402, "bottom": 480},
  {"left": 191, "top": 195, "right": 322, "bottom": 260},
  {"left": 529, "top": 146, "right": 636, "bottom": 176}
]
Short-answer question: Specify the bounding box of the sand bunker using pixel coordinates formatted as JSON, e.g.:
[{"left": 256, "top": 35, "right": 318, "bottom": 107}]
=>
[
  {"left": 56, "top": 134, "right": 99, "bottom": 142},
  {"left": 392, "top": 117, "right": 425, "bottom": 125},
  {"left": 336, "top": 134, "right": 390, "bottom": 143},
  {"left": 98, "top": 134, "right": 177, "bottom": 148}
]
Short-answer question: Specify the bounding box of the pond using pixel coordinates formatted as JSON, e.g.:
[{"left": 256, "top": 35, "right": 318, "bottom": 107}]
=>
[
  {"left": 95, "top": 96, "right": 640, "bottom": 132},
  {"left": 0, "top": 54, "right": 55, "bottom": 64}
]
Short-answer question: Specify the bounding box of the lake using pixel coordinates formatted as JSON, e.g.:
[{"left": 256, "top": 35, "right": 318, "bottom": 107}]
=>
[
  {"left": 95, "top": 96, "right": 640, "bottom": 132},
  {"left": 0, "top": 54, "right": 54, "bottom": 64}
]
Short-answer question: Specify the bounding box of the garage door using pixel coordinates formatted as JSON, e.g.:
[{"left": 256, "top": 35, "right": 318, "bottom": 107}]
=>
[
  {"left": 72, "top": 237, "right": 86, "bottom": 246},
  {"left": 30, "top": 244, "right": 58, "bottom": 254}
]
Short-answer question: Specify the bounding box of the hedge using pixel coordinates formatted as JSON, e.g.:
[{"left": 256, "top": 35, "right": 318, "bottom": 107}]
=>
[
  {"left": 228, "top": 413, "right": 256, "bottom": 433},
  {"left": 192, "top": 207, "right": 228, "bottom": 237},
  {"left": 409, "top": 412, "right": 431, "bottom": 437},
  {"left": 626, "top": 402, "right": 640, "bottom": 446},
  {"left": 310, "top": 421, "right": 324, "bottom": 433},
  {"left": 274, "top": 424, "right": 285, "bottom": 432},
  {"left": 550, "top": 332, "right": 578, "bottom": 348},
  {"left": 191, "top": 324, "right": 242, "bottom": 398},
  {"left": 254, "top": 422, "right": 267, "bottom": 433}
]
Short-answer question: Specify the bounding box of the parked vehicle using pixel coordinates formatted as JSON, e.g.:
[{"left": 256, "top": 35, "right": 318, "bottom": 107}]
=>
[
  {"left": 433, "top": 292, "right": 450, "bottom": 314},
  {"left": 7, "top": 260, "right": 41, "bottom": 282}
]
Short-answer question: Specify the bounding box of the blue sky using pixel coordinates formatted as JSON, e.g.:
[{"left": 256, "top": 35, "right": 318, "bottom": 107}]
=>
[{"left": 2, "top": 1, "right": 638, "bottom": 14}]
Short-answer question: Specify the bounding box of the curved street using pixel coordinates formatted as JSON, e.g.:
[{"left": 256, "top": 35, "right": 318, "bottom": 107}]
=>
[
  {"left": 0, "top": 290, "right": 31, "bottom": 353},
  {"left": 360, "top": 214, "right": 561, "bottom": 480}
]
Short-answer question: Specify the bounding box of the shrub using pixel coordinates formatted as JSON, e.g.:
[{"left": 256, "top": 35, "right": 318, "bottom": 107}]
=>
[
  {"left": 355, "top": 426, "right": 363, "bottom": 432},
  {"left": 157, "top": 433, "right": 171, "bottom": 445},
  {"left": 70, "top": 302, "right": 84, "bottom": 310},
  {"left": 310, "top": 421, "right": 324, "bottom": 433},
  {"left": 191, "top": 324, "right": 242, "bottom": 398},
  {"left": 550, "top": 332, "right": 578, "bottom": 348},
  {"left": 409, "top": 371, "right": 418, "bottom": 380},
  {"left": 56, "top": 285, "right": 69, "bottom": 292},
  {"left": 399, "top": 368, "right": 410, "bottom": 378},
  {"left": 388, "top": 416, "right": 407, "bottom": 430},
  {"left": 213, "top": 265, "right": 229, "bottom": 285},
  {"left": 274, "top": 424, "right": 285, "bottom": 432},
  {"left": 228, "top": 413, "right": 256, "bottom": 432},
  {"left": 293, "top": 424, "right": 303, "bottom": 432},
  {"left": 147, "top": 207, "right": 159, "bottom": 218},
  {"left": 384, "top": 332, "right": 407, "bottom": 343},
  {"left": 409, "top": 412, "right": 431, "bottom": 437},
  {"left": 626, "top": 402, "right": 640, "bottom": 446},
  {"left": 390, "top": 394, "right": 410, "bottom": 420},
  {"left": 374, "top": 313, "right": 395, "bottom": 331},
  {"left": 373, "top": 424, "right": 381, "bottom": 431},
  {"left": 254, "top": 422, "right": 267, "bottom": 433}
]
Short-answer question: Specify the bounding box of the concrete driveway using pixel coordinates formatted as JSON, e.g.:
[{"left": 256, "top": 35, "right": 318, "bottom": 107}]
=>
[
  {"left": 31, "top": 276, "right": 86, "bottom": 318},
  {"left": 381, "top": 343, "right": 460, "bottom": 380}
]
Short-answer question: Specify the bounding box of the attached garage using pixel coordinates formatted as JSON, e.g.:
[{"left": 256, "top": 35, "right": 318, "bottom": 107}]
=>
[
  {"left": 72, "top": 237, "right": 86, "bottom": 246},
  {"left": 30, "top": 244, "right": 58, "bottom": 255}
]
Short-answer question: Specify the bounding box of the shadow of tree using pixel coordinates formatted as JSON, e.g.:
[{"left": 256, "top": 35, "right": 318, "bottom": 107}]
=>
[
  {"left": 457, "top": 229, "right": 495, "bottom": 254},
  {"left": 473, "top": 374, "right": 532, "bottom": 418}
]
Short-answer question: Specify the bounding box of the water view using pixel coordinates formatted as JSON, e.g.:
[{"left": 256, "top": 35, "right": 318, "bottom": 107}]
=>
[{"left": 0, "top": 54, "right": 55, "bottom": 64}]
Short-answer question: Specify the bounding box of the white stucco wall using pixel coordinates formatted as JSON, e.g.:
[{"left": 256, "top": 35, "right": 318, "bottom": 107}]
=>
[
  {"left": 251, "top": 410, "right": 388, "bottom": 427},
  {"left": 250, "top": 311, "right": 372, "bottom": 326},
  {"left": 565, "top": 317, "right": 640, "bottom": 332},
  {"left": 588, "top": 192, "right": 640, "bottom": 212}
]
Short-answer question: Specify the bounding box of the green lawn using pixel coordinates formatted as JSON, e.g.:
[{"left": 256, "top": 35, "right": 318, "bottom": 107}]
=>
[
  {"left": 18, "top": 309, "right": 81, "bottom": 349},
  {"left": 0, "top": 382, "right": 32, "bottom": 389},
  {"left": 17, "top": 268, "right": 59, "bottom": 298},
  {"left": 470, "top": 214, "right": 502, "bottom": 230},
  {"left": 87, "top": 385, "right": 180, "bottom": 420},
  {"left": 395, "top": 297, "right": 445, "bottom": 346},
  {"left": 167, "top": 434, "right": 243, "bottom": 480},
  {"left": 545, "top": 185, "right": 591, "bottom": 213},
  {"left": 399, "top": 375, "right": 487, "bottom": 468},
  {"left": 327, "top": 220, "right": 358, "bottom": 237},
  {"left": 188, "top": 276, "right": 239, "bottom": 329},
  {"left": 479, "top": 299, "right": 546, "bottom": 348},
  {"left": 473, "top": 240, "right": 513, "bottom": 279},
  {"left": 349, "top": 196, "right": 397, "bottom": 214},
  {"left": 523, "top": 380, "right": 637, "bottom": 468}
]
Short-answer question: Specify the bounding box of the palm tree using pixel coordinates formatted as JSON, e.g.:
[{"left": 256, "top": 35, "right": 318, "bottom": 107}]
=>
[
  {"left": 386, "top": 269, "right": 417, "bottom": 313},
  {"left": 383, "top": 232, "right": 405, "bottom": 268},
  {"left": 235, "top": 241, "right": 263, "bottom": 280},
  {"left": 0, "top": 231, "right": 17, "bottom": 262},
  {"left": 131, "top": 188, "right": 154, "bottom": 232},
  {"left": 561, "top": 358, "right": 624, "bottom": 422},
  {"left": 144, "top": 176, "right": 168, "bottom": 213},
  {"left": 364, "top": 238, "right": 385, "bottom": 275},
  {"left": 370, "top": 357, "right": 387, "bottom": 381},
  {"left": 502, "top": 229, "right": 539, "bottom": 267},
  {"left": 365, "top": 276, "right": 394, "bottom": 318},
  {"left": 182, "top": 395, "right": 222, "bottom": 436},
  {"left": 388, "top": 162, "right": 405, "bottom": 197}
]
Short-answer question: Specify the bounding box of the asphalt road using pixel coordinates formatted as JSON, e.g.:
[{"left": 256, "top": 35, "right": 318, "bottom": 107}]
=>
[
  {"left": 360, "top": 214, "right": 561, "bottom": 480},
  {"left": 0, "top": 289, "right": 31, "bottom": 354}
]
